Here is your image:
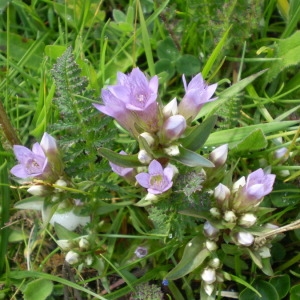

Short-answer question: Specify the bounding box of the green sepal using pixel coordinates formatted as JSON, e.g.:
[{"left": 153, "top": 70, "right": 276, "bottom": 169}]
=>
[
  {"left": 181, "top": 115, "right": 217, "bottom": 151},
  {"left": 98, "top": 147, "right": 143, "bottom": 167},
  {"left": 172, "top": 146, "right": 214, "bottom": 167},
  {"left": 166, "top": 235, "right": 210, "bottom": 280}
]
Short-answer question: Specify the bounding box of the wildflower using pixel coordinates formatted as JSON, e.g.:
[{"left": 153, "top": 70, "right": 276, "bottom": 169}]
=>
[
  {"left": 162, "top": 98, "right": 178, "bottom": 118},
  {"left": 79, "top": 237, "right": 90, "bottom": 250},
  {"left": 209, "top": 144, "right": 228, "bottom": 167},
  {"left": 233, "top": 169, "right": 276, "bottom": 212},
  {"left": 135, "top": 160, "right": 174, "bottom": 194},
  {"left": 208, "top": 258, "right": 221, "bottom": 269},
  {"left": 214, "top": 183, "right": 231, "bottom": 209},
  {"left": 205, "top": 240, "right": 218, "bottom": 251},
  {"left": 160, "top": 114, "right": 187, "bottom": 143},
  {"left": 178, "top": 73, "right": 217, "bottom": 122},
  {"left": 138, "top": 149, "right": 152, "bottom": 164},
  {"left": 163, "top": 145, "right": 180, "bottom": 156},
  {"left": 223, "top": 211, "right": 237, "bottom": 223},
  {"left": 10, "top": 133, "right": 61, "bottom": 182},
  {"left": 93, "top": 68, "right": 159, "bottom": 136},
  {"left": 236, "top": 232, "right": 254, "bottom": 247},
  {"left": 134, "top": 246, "right": 148, "bottom": 258},
  {"left": 274, "top": 147, "right": 289, "bottom": 162},
  {"left": 238, "top": 213, "right": 257, "bottom": 227}
]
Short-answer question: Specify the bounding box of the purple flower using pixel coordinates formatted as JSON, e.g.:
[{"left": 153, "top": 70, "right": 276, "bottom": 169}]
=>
[
  {"left": 10, "top": 133, "right": 60, "bottom": 181},
  {"left": 209, "top": 144, "right": 228, "bottom": 167},
  {"left": 93, "top": 68, "right": 159, "bottom": 136},
  {"left": 109, "top": 151, "right": 136, "bottom": 182},
  {"left": 135, "top": 160, "right": 174, "bottom": 194},
  {"left": 233, "top": 168, "right": 276, "bottom": 212},
  {"left": 161, "top": 114, "right": 187, "bottom": 143},
  {"left": 178, "top": 73, "right": 217, "bottom": 122}
]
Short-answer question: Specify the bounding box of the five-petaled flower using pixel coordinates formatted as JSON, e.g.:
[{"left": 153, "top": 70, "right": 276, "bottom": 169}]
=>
[
  {"left": 135, "top": 160, "right": 174, "bottom": 194},
  {"left": 93, "top": 68, "right": 159, "bottom": 137},
  {"left": 178, "top": 73, "right": 218, "bottom": 123},
  {"left": 10, "top": 132, "right": 62, "bottom": 182}
]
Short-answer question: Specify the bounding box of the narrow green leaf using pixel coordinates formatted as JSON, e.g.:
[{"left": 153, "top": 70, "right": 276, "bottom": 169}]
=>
[
  {"left": 166, "top": 236, "right": 210, "bottom": 280},
  {"left": 172, "top": 146, "right": 214, "bottom": 167},
  {"left": 198, "top": 69, "right": 268, "bottom": 118},
  {"left": 204, "top": 121, "right": 298, "bottom": 147},
  {"left": 98, "top": 147, "right": 143, "bottom": 167},
  {"left": 181, "top": 115, "right": 217, "bottom": 151}
]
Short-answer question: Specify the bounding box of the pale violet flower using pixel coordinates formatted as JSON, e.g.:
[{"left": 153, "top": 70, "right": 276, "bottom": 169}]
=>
[
  {"left": 10, "top": 132, "right": 61, "bottom": 182},
  {"left": 178, "top": 73, "right": 217, "bottom": 122},
  {"left": 214, "top": 183, "right": 231, "bottom": 209},
  {"left": 93, "top": 68, "right": 159, "bottom": 136},
  {"left": 162, "top": 98, "right": 178, "bottom": 118},
  {"left": 203, "top": 221, "right": 220, "bottom": 239},
  {"left": 236, "top": 232, "right": 254, "bottom": 247},
  {"left": 233, "top": 168, "right": 276, "bottom": 212},
  {"left": 134, "top": 246, "right": 148, "bottom": 258},
  {"left": 135, "top": 160, "right": 174, "bottom": 194}
]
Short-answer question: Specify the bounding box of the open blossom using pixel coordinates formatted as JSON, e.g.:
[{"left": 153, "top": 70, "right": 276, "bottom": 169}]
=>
[
  {"left": 135, "top": 160, "right": 174, "bottom": 194},
  {"left": 93, "top": 68, "right": 159, "bottom": 136},
  {"left": 178, "top": 73, "right": 217, "bottom": 122},
  {"left": 233, "top": 168, "right": 276, "bottom": 212},
  {"left": 10, "top": 133, "right": 61, "bottom": 181}
]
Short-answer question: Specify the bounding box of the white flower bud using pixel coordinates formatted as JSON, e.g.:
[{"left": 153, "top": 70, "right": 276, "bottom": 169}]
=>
[
  {"left": 232, "top": 176, "right": 246, "bottom": 193},
  {"left": 210, "top": 207, "right": 222, "bottom": 219},
  {"left": 236, "top": 232, "right": 254, "bottom": 247},
  {"left": 79, "top": 237, "right": 89, "bottom": 250},
  {"left": 201, "top": 268, "right": 216, "bottom": 284},
  {"left": 223, "top": 211, "right": 237, "bottom": 223},
  {"left": 203, "top": 221, "right": 219, "bottom": 238},
  {"left": 54, "top": 178, "right": 68, "bottom": 192},
  {"left": 204, "top": 283, "right": 215, "bottom": 296},
  {"left": 274, "top": 147, "right": 288, "bottom": 162},
  {"left": 162, "top": 98, "right": 178, "bottom": 118},
  {"left": 138, "top": 150, "right": 152, "bottom": 164},
  {"left": 85, "top": 255, "right": 93, "bottom": 266},
  {"left": 208, "top": 258, "right": 221, "bottom": 269},
  {"left": 238, "top": 213, "right": 257, "bottom": 227},
  {"left": 145, "top": 193, "right": 159, "bottom": 202},
  {"left": 140, "top": 132, "right": 156, "bottom": 148},
  {"left": 163, "top": 145, "right": 180, "bottom": 156},
  {"left": 205, "top": 240, "right": 218, "bottom": 251},
  {"left": 209, "top": 144, "right": 228, "bottom": 167},
  {"left": 27, "top": 185, "right": 50, "bottom": 196},
  {"left": 65, "top": 250, "right": 80, "bottom": 265}
]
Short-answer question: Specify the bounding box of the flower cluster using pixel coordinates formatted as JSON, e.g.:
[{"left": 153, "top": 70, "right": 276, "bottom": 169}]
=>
[{"left": 94, "top": 68, "right": 218, "bottom": 201}]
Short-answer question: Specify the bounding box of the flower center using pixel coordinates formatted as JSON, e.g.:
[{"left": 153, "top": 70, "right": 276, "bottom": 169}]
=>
[{"left": 25, "top": 158, "right": 44, "bottom": 174}]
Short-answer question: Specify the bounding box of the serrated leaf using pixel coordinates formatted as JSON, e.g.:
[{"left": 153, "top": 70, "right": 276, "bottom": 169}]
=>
[
  {"left": 98, "top": 147, "right": 143, "bottom": 167},
  {"left": 181, "top": 115, "right": 217, "bottom": 151},
  {"left": 166, "top": 236, "right": 209, "bottom": 280},
  {"left": 24, "top": 278, "right": 53, "bottom": 300},
  {"left": 172, "top": 146, "right": 214, "bottom": 167}
]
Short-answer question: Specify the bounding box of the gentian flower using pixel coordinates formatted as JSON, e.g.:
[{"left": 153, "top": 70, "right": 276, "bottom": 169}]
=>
[
  {"left": 135, "top": 160, "right": 174, "bottom": 194},
  {"left": 178, "top": 73, "right": 217, "bottom": 122},
  {"left": 160, "top": 114, "right": 187, "bottom": 143},
  {"left": 233, "top": 168, "right": 276, "bottom": 212},
  {"left": 209, "top": 144, "right": 228, "bottom": 167},
  {"left": 10, "top": 133, "right": 61, "bottom": 181},
  {"left": 93, "top": 68, "right": 159, "bottom": 136}
]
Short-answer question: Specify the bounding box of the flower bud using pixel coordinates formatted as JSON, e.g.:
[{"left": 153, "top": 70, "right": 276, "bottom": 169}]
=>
[
  {"left": 162, "top": 98, "right": 178, "bottom": 118},
  {"left": 205, "top": 240, "right": 218, "bottom": 251},
  {"left": 138, "top": 150, "right": 152, "bottom": 164},
  {"left": 232, "top": 176, "right": 246, "bottom": 193},
  {"left": 208, "top": 258, "right": 221, "bottom": 269},
  {"left": 223, "top": 211, "right": 237, "bottom": 223},
  {"left": 161, "top": 115, "right": 186, "bottom": 142},
  {"left": 274, "top": 147, "right": 288, "bottom": 162},
  {"left": 54, "top": 178, "right": 68, "bottom": 192},
  {"left": 85, "top": 255, "right": 93, "bottom": 266},
  {"left": 258, "top": 246, "right": 271, "bottom": 258},
  {"left": 214, "top": 184, "right": 230, "bottom": 209},
  {"left": 236, "top": 232, "right": 254, "bottom": 247},
  {"left": 79, "top": 237, "right": 89, "bottom": 250},
  {"left": 65, "top": 250, "right": 80, "bottom": 265},
  {"left": 163, "top": 145, "right": 180, "bottom": 156},
  {"left": 144, "top": 193, "right": 159, "bottom": 202},
  {"left": 201, "top": 268, "right": 216, "bottom": 284},
  {"left": 238, "top": 213, "right": 257, "bottom": 227},
  {"left": 209, "top": 207, "right": 222, "bottom": 219},
  {"left": 203, "top": 221, "right": 219, "bottom": 238},
  {"left": 140, "top": 132, "right": 156, "bottom": 148},
  {"left": 27, "top": 185, "right": 52, "bottom": 196},
  {"left": 209, "top": 144, "right": 228, "bottom": 167},
  {"left": 203, "top": 283, "right": 215, "bottom": 296},
  {"left": 56, "top": 239, "right": 72, "bottom": 251}
]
